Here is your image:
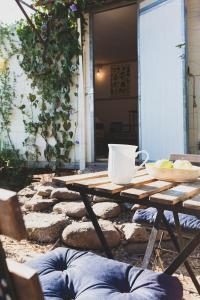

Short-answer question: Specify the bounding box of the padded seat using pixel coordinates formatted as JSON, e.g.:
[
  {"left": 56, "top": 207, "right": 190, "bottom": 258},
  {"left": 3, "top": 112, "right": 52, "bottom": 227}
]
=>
[
  {"left": 27, "top": 247, "right": 182, "bottom": 300},
  {"left": 132, "top": 207, "right": 200, "bottom": 232}
]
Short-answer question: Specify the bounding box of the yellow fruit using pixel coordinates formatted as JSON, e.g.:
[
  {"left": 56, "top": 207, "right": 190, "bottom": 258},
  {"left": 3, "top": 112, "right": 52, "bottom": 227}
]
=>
[
  {"left": 155, "top": 159, "right": 173, "bottom": 169},
  {"left": 173, "top": 160, "right": 192, "bottom": 169}
]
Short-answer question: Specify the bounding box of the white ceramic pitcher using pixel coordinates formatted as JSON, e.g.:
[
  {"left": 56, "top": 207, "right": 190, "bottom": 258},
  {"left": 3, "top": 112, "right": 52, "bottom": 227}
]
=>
[{"left": 108, "top": 144, "right": 149, "bottom": 184}]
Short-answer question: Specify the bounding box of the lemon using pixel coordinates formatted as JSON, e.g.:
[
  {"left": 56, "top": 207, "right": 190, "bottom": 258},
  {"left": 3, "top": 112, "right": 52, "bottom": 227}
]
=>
[{"left": 155, "top": 159, "right": 173, "bottom": 169}]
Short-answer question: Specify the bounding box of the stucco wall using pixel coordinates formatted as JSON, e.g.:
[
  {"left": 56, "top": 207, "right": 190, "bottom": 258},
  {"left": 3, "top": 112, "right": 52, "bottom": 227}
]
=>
[
  {"left": 188, "top": 0, "right": 200, "bottom": 154},
  {"left": 1, "top": 40, "right": 80, "bottom": 166}
]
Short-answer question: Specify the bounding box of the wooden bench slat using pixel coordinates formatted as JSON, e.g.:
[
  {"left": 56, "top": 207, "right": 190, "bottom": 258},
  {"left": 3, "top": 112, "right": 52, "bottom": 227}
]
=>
[
  {"left": 73, "top": 169, "right": 148, "bottom": 188},
  {"left": 7, "top": 259, "right": 44, "bottom": 300},
  {"left": 53, "top": 171, "right": 108, "bottom": 185},
  {"left": 0, "top": 189, "right": 27, "bottom": 240},
  {"left": 150, "top": 183, "right": 200, "bottom": 205},
  {"left": 95, "top": 175, "right": 155, "bottom": 194},
  {"left": 170, "top": 154, "right": 200, "bottom": 164},
  {"left": 183, "top": 194, "right": 200, "bottom": 210},
  {"left": 121, "top": 181, "right": 175, "bottom": 199}
]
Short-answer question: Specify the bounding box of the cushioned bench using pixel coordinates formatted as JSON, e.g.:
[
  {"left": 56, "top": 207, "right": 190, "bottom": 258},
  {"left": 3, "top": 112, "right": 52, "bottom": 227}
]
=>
[
  {"left": 27, "top": 247, "right": 183, "bottom": 300},
  {"left": 133, "top": 207, "right": 200, "bottom": 232}
]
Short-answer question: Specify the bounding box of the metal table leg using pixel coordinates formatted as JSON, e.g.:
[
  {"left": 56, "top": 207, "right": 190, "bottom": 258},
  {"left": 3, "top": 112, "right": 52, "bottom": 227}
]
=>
[
  {"left": 80, "top": 192, "right": 113, "bottom": 259},
  {"left": 142, "top": 209, "right": 164, "bottom": 269},
  {"left": 163, "top": 213, "right": 200, "bottom": 295}
]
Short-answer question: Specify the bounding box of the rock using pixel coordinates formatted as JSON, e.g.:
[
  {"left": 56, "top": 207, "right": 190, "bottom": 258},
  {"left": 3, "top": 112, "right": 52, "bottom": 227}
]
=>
[
  {"left": 24, "top": 212, "right": 69, "bottom": 242},
  {"left": 93, "top": 196, "right": 112, "bottom": 203},
  {"left": 92, "top": 202, "right": 121, "bottom": 219},
  {"left": 36, "top": 186, "right": 54, "bottom": 197},
  {"left": 25, "top": 195, "right": 59, "bottom": 212},
  {"left": 62, "top": 220, "right": 121, "bottom": 249},
  {"left": 18, "top": 186, "right": 36, "bottom": 197},
  {"left": 118, "top": 223, "right": 149, "bottom": 242},
  {"left": 53, "top": 202, "right": 86, "bottom": 218},
  {"left": 51, "top": 188, "right": 80, "bottom": 201},
  {"left": 18, "top": 196, "right": 30, "bottom": 206}
]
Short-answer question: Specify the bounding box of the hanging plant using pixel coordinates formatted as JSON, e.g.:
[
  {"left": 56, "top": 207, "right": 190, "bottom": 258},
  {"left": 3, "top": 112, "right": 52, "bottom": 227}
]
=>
[{"left": 16, "top": 0, "right": 87, "bottom": 167}]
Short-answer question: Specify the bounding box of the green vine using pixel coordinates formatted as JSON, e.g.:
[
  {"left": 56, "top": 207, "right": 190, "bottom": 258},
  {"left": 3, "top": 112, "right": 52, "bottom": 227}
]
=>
[
  {"left": 0, "top": 1, "right": 103, "bottom": 168},
  {"left": 0, "top": 23, "right": 17, "bottom": 147},
  {"left": 0, "top": 23, "right": 25, "bottom": 169},
  {"left": 16, "top": 1, "right": 88, "bottom": 167},
  {"left": 0, "top": 65, "right": 16, "bottom": 151}
]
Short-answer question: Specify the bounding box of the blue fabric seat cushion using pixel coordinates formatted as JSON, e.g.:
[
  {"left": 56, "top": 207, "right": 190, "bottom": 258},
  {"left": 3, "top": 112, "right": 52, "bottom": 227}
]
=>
[
  {"left": 132, "top": 207, "right": 200, "bottom": 231},
  {"left": 26, "top": 247, "right": 183, "bottom": 300}
]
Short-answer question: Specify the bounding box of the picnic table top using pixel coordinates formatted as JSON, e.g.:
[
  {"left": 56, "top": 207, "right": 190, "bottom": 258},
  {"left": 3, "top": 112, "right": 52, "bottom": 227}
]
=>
[{"left": 53, "top": 169, "right": 200, "bottom": 211}]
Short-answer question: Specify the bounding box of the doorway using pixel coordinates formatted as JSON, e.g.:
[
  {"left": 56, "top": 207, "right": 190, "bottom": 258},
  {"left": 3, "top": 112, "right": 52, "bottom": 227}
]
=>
[{"left": 93, "top": 4, "right": 138, "bottom": 160}]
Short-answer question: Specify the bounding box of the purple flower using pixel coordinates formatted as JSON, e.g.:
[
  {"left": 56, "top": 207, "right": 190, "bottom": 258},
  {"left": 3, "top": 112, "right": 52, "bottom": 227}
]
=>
[{"left": 70, "top": 4, "right": 78, "bottom": 12}]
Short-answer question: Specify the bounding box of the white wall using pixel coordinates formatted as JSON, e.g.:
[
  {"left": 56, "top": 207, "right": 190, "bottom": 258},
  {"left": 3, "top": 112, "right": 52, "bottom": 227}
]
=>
[
  {"left": 0, "top": 40, "right": 80, "bottom": 166},
  {"left": 187, "top": 0, "right": 200, "bottom": 154}
]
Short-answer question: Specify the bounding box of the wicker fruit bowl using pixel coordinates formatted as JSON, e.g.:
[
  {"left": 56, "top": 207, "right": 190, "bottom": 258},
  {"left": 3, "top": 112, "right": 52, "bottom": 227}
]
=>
[{"left": 146, "top": 163, "right": 200, "bottom": 183}]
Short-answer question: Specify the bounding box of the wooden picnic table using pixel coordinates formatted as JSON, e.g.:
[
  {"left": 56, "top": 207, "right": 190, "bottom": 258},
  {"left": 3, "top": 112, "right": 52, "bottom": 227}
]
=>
[{"left": 54, "top": 169, "right": 200, "bottom": 294}]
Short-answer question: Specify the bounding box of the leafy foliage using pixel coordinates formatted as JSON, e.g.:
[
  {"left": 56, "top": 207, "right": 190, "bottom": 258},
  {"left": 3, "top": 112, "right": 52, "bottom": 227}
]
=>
[
  {"left": 16, "top": 1, "right": 86, "bottom": 166},
  {"left": 0, "top": 23, "right": 24, "bottom": 170},
  {"left": 0, "top": 1, "right": 103, "bottom": 168},
  {"left": 0, "top": 144, "right": 24, "bottom": 169}
]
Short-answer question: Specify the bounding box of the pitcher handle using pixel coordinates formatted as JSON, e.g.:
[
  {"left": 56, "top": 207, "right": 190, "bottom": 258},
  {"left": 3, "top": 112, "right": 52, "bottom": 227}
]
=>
[{"left": 136, "top": 150, "right": 149, "bottom": 169}]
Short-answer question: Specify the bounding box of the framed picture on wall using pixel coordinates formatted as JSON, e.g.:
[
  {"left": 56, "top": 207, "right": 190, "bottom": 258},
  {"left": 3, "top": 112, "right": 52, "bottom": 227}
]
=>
[{"left": 111, "top": 63, "right": 131, "bottom": 97}]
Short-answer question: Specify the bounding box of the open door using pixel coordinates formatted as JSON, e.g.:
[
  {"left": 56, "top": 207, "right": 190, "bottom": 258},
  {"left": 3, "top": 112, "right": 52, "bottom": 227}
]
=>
[{"left": 138, "top": 0, "right": 187, "bottom": 160}]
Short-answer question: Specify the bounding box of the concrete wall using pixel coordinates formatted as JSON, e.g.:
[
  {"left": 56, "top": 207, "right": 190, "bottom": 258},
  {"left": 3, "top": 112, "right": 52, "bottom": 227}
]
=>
[{"left": 187, "top": 0, "right": 200, "bottom": 154}]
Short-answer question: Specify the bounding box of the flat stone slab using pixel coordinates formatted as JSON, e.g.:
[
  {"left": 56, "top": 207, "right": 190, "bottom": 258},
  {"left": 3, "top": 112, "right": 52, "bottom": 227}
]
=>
[
  {"left": 117, "top": 223, "right": 149, "bottom": 242},
  {"left": 36, "top": 186, "right": 55, "bottom": 197},
  {"left": 53, "top": 202, "right": 86, "bottom": 218},
  {"left": 62, "top": 220, "right": 121, "bottom": 249},
  {"left": 51, "top": 188, "right": 80, "bottom": 201},
  {"left": 18, "top": 186, "right": 36, "bottom": 197},
  {"left": 25, "top": 196, "right": 59, "bottom": 212},
  {"left": 24, "top": 212, "right": 69, "bottom": 242},
  {"left": 92, "top": 202, "right": 121, "bottom": 219}
]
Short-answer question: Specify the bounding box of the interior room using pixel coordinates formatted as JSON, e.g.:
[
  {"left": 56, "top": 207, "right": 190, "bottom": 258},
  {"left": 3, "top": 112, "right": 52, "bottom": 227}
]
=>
[{"left": 93, "top": 4, "right": 138, "bottom": 160}]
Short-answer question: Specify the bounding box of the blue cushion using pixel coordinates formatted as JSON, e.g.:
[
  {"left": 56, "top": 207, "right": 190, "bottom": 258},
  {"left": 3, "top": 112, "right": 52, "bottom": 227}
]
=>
[
  {"left": 132, "top": 207, "right": 200, "bottom": 231},
  {"left": 27, "top": 247, "right": 182, "bottom": 300}
]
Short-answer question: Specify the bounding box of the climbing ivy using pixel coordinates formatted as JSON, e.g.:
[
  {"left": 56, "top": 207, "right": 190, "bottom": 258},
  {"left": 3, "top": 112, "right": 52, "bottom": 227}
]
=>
[
  {"left": 0, "top": 1, "right": 103, "bottom": 168},
  {"left": 0, "top": 23, "right": 26, "bottom": 171},
  {"left": 16, "top": 0, "right": 88, "bottom": 167},
  {"left": 0, "top": 23, "right": 17, "bottom": 146}
]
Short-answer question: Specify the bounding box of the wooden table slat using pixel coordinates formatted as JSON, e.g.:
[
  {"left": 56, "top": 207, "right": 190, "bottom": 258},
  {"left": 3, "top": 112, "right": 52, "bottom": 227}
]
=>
[
  {"left": 95, "top": 175, "right": 155, "bottom": 194},
  {"left": 150, "top": 182, "right": 200, "bottom": 205},
  {"left": 74, "top": 177, "right": 111, "bottom": 188},
  {"left": 183, "top": 194, "right": 200, "bottom": 210},
  {"left": 53, "top": 171, "right": 108, "bottom": 185},
  {"left": 121, "top": 180, "right": 175, "bottom": 199},
  {"left": 73, "top": 169, "right": 148, "bottom": 189}
]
